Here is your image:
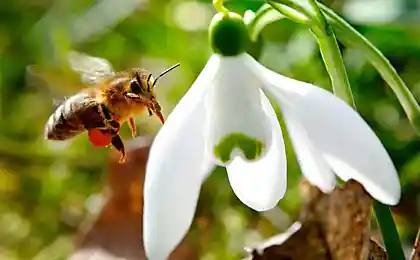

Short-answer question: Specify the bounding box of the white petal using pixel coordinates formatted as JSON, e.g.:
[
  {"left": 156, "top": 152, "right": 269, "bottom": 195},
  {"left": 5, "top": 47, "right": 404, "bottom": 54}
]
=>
[
  {"left": 249, "top": 55, "right": 401, "bottom": 205},
  {"left": 226, "top": 92, "right": 287, "bottom": 211},
  {"left": 205, "top": 55, "right": 272, "bottom": 165},
  {"left": 143, "top": 55, "right": 219, "bottom": 260},
  {"left": 241, "top": 54, "right": 335, "bottom": 193},
  {"left": 279, "top": 104, "right": 336, "bottom": 193}
]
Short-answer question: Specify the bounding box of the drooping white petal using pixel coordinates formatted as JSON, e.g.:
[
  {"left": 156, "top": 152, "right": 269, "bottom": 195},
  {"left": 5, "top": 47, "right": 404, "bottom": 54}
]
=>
[
  {"left": 205, "top": 55, "right": 272, "bottom": 165},
  {"left": 143, "top": 55, "right": 219, "bottom": 260},
  {"left": 246, "top": 54, "right": 401, "bottom": 205},
  {"left": 226, "top": 91, "right": 287, "bottom": 211},
  {"left": 240, "top": 54, "right": 335, "bottom": 193},
  {"left": 279, "top": 103, "right": 336, "bottom": 193}
]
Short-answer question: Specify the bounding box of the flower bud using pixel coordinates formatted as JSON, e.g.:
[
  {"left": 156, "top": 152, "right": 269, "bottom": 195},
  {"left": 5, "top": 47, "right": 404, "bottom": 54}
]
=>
[{"left": 209, "top": 12, "right": 249, "bottom": 56}]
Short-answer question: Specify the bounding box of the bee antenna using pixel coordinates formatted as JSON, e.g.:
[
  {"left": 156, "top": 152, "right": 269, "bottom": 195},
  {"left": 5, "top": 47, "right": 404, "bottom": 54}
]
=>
[
  {"left": 135, "top": 71, "right": 141, "bottom": 84},
  {"left": 152, "top": 63, "right": 180, "bottom": 88}
]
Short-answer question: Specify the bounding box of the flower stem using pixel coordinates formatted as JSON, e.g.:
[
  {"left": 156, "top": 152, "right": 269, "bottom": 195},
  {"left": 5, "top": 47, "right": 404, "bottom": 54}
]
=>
[
  {"left": 268, "top": 1, "right": 311, "bottom": 25},
  {"left": 246, "top": 4, "right": 285, "bottom": 42},
  {"left": 319, "top": 3, "right": 420, "bottom": 135},
  {"left": 269, "top": 0, "right": 355, "bottom": 107},
  {"left": 213, "top": 0, "right": 229, "bottom": 14},
  {"left": 311, "top": 24, "right": 356, "bottom": 108},
  {"left": 307, "top": 0, "right": 356, "bottom": 107},
  {"left": 268, "top": 0, "right": 420, "bottom": 134},
  {"left": 373, "top": 201, "right": 405, "bottom": 260}
]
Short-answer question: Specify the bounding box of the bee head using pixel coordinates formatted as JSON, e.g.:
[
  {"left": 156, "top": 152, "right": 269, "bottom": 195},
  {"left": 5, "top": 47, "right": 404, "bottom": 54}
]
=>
[{"left": 124, "top": 63, "right": 180, "bottom": 123}]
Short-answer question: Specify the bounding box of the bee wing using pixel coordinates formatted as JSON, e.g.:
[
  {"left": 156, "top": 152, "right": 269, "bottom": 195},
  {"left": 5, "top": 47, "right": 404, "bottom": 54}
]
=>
[
  {"left": 25, "top": 65, "right": 76, "bottom": 110},
  {"left": 67, "top": 51, "right": 115, "bottom": 85},
  {"left": 26, "top": 64, "right": 49, "bottom": 91}
]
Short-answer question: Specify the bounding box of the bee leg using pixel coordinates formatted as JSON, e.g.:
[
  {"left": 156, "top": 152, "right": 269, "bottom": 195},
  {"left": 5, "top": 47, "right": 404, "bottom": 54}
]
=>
[
  {"left": 147, "top": 108, "right": 153, "bottom": 116},
  {"left": 107, "top": 120, "right": 120, "bottom": 132},
  {"left": 111, "top": 134, "right": 126, "bottom": 163},
  {"left": 128, "top": 117, "right": 137, "bottom": 138},
  {"left": 86, "top": 119, "right": 120, "bottom": 135}
]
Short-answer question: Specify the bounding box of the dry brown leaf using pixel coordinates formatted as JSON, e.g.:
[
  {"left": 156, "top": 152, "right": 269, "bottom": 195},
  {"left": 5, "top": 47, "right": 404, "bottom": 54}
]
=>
[
  {"left": 302, "top": 179, "right": 372, "bottom": 259},
  {"left": 248, "top": 179, "right": 382, "bottom": 260},
  {"left": 410, "top": 228, "right": 420, "bottom": 260},
  {"left": 368, "top": 239, "right": 387, "bottom": 260},
  {"left": 248, "top": 221, "right": 329, "bottom": 260}
]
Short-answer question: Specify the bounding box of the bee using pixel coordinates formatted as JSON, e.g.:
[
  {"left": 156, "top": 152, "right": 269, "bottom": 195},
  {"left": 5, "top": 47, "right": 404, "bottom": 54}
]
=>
[{"left": 44, "top": 51, "right": 180, "bottom": 163}]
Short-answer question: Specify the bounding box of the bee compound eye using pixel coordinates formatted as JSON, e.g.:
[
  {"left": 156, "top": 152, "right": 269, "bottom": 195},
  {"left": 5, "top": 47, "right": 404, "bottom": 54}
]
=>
[{"left": 130, "top": 79, "right": 142, "bottom": 94}]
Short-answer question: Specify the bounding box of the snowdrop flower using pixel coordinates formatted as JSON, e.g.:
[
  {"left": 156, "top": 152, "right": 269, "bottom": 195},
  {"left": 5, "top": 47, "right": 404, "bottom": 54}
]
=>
[{"left": 143, "top": 10, "right": 401, "bottom": 260}]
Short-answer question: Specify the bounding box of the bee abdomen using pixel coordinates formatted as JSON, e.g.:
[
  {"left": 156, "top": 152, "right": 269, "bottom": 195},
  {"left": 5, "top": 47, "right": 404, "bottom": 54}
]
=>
[
  {"left": 45, "top": 105, "right": 84, "bottom": 140},
  {"left": 44, "top": 93, "right": 93, "bottom": 141}
]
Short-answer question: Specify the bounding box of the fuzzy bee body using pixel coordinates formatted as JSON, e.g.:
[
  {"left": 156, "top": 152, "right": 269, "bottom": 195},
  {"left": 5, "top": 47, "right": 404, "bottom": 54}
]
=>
[
  {"left": 42, "top": 51, "right": 180, "bottom": 163},
  {"left": 44, "top": 91, "right": 102, "bottom": 140}
]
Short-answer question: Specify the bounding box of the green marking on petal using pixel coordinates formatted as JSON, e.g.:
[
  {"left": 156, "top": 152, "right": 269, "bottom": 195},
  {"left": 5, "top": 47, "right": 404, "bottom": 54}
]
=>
[{"left": 213, "top": 133, "right": 264, "bottom": 163}]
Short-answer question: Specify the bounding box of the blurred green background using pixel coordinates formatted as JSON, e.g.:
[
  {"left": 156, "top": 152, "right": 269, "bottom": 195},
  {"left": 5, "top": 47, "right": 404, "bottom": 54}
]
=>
[{"left": 0, "top": 0, "right": 419, "bottom": 259}]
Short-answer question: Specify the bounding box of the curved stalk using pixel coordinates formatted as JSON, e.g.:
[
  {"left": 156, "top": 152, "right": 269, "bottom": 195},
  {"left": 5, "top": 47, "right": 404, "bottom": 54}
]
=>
[
  {"left": 213, "top": 0, "right": 229, "bottom": 14},
  {"left": 270, "top": 0, "right": 355, "bottom": 107},
  {"left": 268, "top": 0, "right": 420, "bottom": 134},
  {"left": 319, "top": 3, "right": 420, "bottom": 134},
  {"left": 307, "top": 0, "right": 356, "bottom": 107},
  {"left": 246, "top": 4, "right": 286, "bottom": 42}
]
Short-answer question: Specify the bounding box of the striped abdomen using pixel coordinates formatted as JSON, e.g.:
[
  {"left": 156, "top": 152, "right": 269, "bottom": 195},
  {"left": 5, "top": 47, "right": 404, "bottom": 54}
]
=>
[{"left": 44, "top": 92, "right": 101, "bottom": 140}]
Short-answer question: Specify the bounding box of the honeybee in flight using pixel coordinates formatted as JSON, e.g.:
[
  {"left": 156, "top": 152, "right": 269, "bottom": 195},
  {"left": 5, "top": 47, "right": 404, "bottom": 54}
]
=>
[{"left": 44, "top": 51, "right": 180, "bottom": 163}]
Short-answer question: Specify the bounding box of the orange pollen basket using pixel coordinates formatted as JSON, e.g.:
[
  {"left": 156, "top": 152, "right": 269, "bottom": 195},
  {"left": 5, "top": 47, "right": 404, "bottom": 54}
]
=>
[
  {"left": 87, "top": 111, "right": 164, "bottom": 148},
  {"left": 88, "top": 128, "right": 113, "bottom": 147}
]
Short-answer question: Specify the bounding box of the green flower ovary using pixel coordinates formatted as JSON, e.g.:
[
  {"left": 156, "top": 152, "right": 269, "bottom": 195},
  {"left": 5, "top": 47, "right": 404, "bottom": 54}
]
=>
[
  {"left": 213, "top": 133, "right": 264, "bottom": 163},
  {"left": 208, "top": 12, "right": 250, "bottom": 56}
]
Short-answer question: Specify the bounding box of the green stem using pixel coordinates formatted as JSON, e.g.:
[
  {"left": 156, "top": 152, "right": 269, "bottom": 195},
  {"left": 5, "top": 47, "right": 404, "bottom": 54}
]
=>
[
  {"left": 268, "top": 1, "right": 311, "bottom": 25},
  {"left": 213, "top": 0, "right": 229, "bottom": 14},
  {"left": 373, "top": 201, "right": 405, "bottom": 260},
  {"left": 270, "top": 0, "right": 315, "bottom": 21},
  {"left": 268, "top": 0, "right": 420, "bottom": 134},
  {"left": 247, "top": 4, "right": 285, "bottom": 42},
  {"left": 304, "top": 0, "right": 356, "bottom": 107},
  {"left": 319, "top": 3, "right": 420, "bottom": 134},
  {"left": 269, "top": 0, "right": 355, "bottom": 107},
  {"left": 310, "top": 23, "right": 356, "bottom": 107},
  {"left": 265, "top": 1, "right": 406, "bottom": 258}
]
